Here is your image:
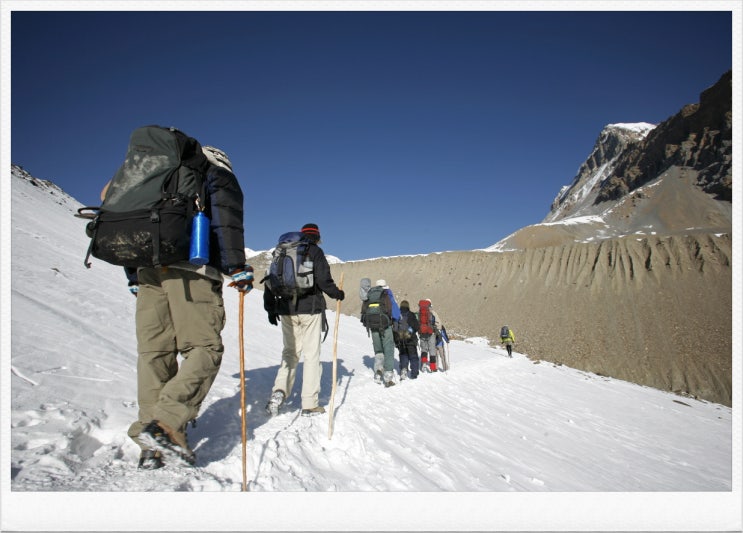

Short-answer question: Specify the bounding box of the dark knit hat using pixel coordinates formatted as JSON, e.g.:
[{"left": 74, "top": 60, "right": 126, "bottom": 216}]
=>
[
  {"left": 400, "top": 300, "right": 410, "bottom": 309},
  {"left": 301, "top": 223, "right": 320, "bottom": 237}
]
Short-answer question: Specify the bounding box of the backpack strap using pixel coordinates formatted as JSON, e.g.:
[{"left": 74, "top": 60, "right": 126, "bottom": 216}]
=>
[
  {"left": 83, "top": 215, "right": 100, "bottom": 269},
  {"left": 149, "top": 206, "right": 163, "bottom": 268}
]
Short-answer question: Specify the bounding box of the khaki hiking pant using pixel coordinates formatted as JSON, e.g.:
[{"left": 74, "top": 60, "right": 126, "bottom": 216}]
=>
[
  {"left": 127, "top": 267, "right": 225, "bottom": 448},
  {"left": 272, "top": 313, "right": 323, "bottom": 410}
]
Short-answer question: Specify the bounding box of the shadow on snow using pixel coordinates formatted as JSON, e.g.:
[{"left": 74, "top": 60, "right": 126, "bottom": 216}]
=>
[{"left": 190, "top": 357, "right": 364, "bottom": 466}]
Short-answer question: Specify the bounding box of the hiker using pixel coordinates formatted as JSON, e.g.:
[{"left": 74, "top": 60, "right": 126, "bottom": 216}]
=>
[
  {"left": 123, "top": 141, "right": 252, "bottom": 469},
  {"left": 435, "top": 325, "right": 450, "bottom": 371},
  {"left": 418, "top": 299, "right": 445, "bottom": 372},
  {"left": 500, "top": 325, "right": 516, "bottom": 358},
  {"left": 394, "top": 300, "right": 420, "bottom": 380},
  {"left": 263, "top": 223, "right": 345, "bottom": 417},
  {"left": 360, "top": 279, "right": 400, "bottom": 387}
]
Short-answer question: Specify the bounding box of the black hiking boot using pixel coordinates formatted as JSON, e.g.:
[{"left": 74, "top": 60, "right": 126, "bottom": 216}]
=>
[
  {"left": 138, "top": 449, "right": 164, "bottom": 470},
  {"left": 139, "top": 420, "right": 196, "bottom": 466}
]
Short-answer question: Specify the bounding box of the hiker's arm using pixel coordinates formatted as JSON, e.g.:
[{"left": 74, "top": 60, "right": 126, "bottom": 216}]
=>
[
  {"left": 205, "top": 166, "right": 246, "bottom": 274},
  {"left": 263, "top": 287, "right": 280, "bottom": 325},
  {"left": 124, "top": 267, "right": 138, "bottom": 296},
  {"left": 312, "top": 250, "right": 344, "bottom": 300},
  {"left": 409, "top": 313, "right": 420, "bottom": 332}
]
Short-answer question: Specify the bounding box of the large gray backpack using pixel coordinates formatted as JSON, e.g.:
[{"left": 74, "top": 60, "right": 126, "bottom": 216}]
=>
[
  {"left": 82, "top": 125, "right": 208, "bottom": 269},
  {"left": 261, "top": 231, "right": 315, "bottom": 302}
]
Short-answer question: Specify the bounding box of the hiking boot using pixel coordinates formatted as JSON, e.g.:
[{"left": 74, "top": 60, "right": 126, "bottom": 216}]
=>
[
  {"left": 300, "top": 406, "right": 326, "bottom": 417},
  {"left": 383, "top": 371, "right": 395, "bottom": 388},
  {"left": 421, "top": 363, "right": 431, "bottom": 373},
  {"left": 400, "top": 369, "right": 409, "bottom": 380},
  {"left": 139, "top": 420, "right": 196, "bottom": 466},
  {"left": 374, "top": 370, "right": 383, "bottom": 384},
  {"left": 265, "top": 390, "right": 285, "bottom": 417},
  {"left": 138, "top": 449, "right": 164, "bottom": 470}
]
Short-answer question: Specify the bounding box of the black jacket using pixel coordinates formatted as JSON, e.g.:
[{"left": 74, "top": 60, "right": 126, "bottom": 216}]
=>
[
  {"left": 263, "top": 241, "right": 343, "bottom": 316},
  {"left": 204, "top": 164, "right": 246, "bottom": 274}
]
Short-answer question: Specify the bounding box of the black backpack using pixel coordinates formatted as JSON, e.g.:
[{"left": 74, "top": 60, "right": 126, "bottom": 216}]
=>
[
  {"left": 500, "top": 325, "right": 510, "bottom": 339},
  {"left": 362, "top": 286, "right": 391, "bottom": 331},
  {"left": 261, "top": 231, "right": 315, "bottom": 301},
  {"left": 82, "top": 125, "right": 208, "bottom": 269}
]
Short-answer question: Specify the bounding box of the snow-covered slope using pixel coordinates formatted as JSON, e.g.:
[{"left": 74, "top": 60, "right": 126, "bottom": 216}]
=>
[{"left": 2, "top": 166, "right": 738, "bottom": 531}]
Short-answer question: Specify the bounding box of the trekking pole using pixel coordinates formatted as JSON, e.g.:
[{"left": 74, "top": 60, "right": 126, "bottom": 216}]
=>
[
  {"left": 328, "top": 272, "right": 345, "bottom": 440},
  {"left": 238, "top": 291, "right": 247, "bottom": 491}
]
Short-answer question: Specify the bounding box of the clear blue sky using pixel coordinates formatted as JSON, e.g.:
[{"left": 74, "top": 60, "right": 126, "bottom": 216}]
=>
[{"left": 9, "top": 8, "right": 733, "bottom": 261}]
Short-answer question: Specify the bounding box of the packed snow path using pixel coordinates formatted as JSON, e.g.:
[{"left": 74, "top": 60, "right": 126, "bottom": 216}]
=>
[{"left": 4, "top": 167, "right": 736, "bottom": 531}]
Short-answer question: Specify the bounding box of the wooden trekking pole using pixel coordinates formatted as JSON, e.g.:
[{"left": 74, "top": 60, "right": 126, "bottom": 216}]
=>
[
  {"left": 238, "top": 291, "right": 247, "bottom": 491},
  {"left": 328, "top": 272, "right": 344, "bottom": 440}
]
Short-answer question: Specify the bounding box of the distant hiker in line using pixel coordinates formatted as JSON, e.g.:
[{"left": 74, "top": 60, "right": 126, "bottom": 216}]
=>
[
  {"left": 123, "top": 140, "right": 252, "bottom": 469},
  {"left": 500, "top": 325, "right": 516, "bottom": 358},
  {"left": 418, "top": 299, "right": 445, "bottom": 372},
  {"left": 360, "top": 279, "right": 400, "bottom": 387},
  {"left": 263, "top": 223, "right": 345, "bottom": 417},
  {"left": 393, "top": 300, "right": 420, "bottom": 380},
  {"left": 435, "top": 325, "right": 450, "bottom": 371}
]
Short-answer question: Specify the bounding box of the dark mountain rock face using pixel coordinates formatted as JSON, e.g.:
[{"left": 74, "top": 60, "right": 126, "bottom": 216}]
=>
[{"left": 597, "top": 70, "right": 732, "bottom": 203}]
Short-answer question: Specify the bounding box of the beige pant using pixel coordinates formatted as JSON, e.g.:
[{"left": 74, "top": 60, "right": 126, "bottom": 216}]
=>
[
  {"left": 273, "top": 313, "right": 323, "bottom": 410},
  {"left": 127, "top": 267, "right": 225, "bottom": 447}
]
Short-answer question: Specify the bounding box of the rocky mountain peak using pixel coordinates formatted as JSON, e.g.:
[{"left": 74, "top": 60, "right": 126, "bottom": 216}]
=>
[
  {"left": 596, "top": 70, "right": 732, "bottom": 204},
  {"left": 544, "top": 70, "right": 732, "bottom": 228},
  {"left": 544, "top": 122, "right": 655, "bottom": 223}
]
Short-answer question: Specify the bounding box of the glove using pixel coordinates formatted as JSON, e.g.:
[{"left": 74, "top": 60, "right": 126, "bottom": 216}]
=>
[
  {"left": 229, "top": 265, "right": 254, "bottom": 293},
  {"left": 268, "top": 313, "right": 279, "bottom": 326},
  {"left": 128, "top": 282, "right": 139, "bottom": 297},
  {"left": 337, "top": 290, "right": 345, "bottom": 301}
]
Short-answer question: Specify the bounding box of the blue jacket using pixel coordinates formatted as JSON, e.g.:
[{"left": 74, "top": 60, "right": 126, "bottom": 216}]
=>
[{"left": 386, "top": 288, "right": 401, "bottom": 321}]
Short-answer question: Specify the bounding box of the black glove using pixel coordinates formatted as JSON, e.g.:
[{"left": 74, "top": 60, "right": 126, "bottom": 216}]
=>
[
  {"left": 268, "top": 313, "right": 279, "bottom": 326},
  {"left": 337, "top": 290, "right": 345, "bottom": 301}
]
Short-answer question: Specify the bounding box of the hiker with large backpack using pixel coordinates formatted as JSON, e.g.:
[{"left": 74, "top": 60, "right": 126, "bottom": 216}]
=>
[
  {"left": 500, "top": 325, "right": 516, "bottom": 358},
  {"left": 84, "top": 126, "right": 252, "bottom": 469},
  {"left": 418, "top": 299, "right": 446, "bottom": 372},
  {"left": 262, "top": 223, "right": 345, "bottom": 417},
  {"left": 360, "top": 279, "right": 400, "bottom": 387},
  {"left": 393, "top": 300, "right": 420, "bottom": 380},
  {"left": 435, "top": 326, "right": 450, "bottom": 371}
]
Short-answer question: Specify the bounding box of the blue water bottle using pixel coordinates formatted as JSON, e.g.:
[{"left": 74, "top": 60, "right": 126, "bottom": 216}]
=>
[{"left": 189, "top": 211, "right": 210, "bottom": 265}]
